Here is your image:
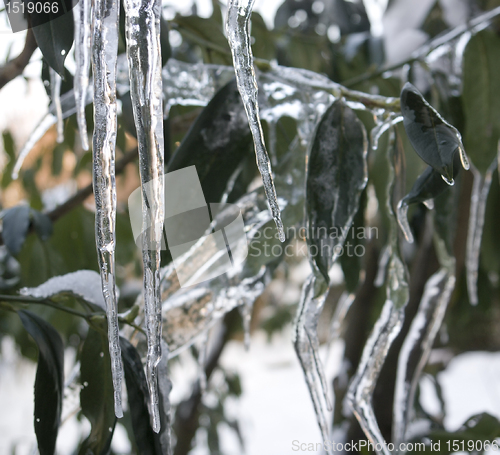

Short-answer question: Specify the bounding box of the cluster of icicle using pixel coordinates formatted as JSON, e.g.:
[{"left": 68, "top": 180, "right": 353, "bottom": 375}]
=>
[{"left": 77, "top": 0, "right": 166, "bottom": 431}]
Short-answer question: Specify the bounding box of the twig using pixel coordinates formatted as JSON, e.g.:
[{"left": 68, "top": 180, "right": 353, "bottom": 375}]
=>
[
  {"left": 46, "top": 146, "right": 138, "bottom": 222},
  {"left": 343, "top": 6, "right": 500, "bottom": 87},
  {"left": 0, "top": 28, "right": 38, "bottom": 90}
]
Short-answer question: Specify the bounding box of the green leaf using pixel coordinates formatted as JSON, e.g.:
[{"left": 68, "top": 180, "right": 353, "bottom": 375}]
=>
[
  {"left": 79, "top": 327, "right": 116, "bottom": 455},
  {"left": 120, "top": 337, "right": 165, "bottom": 455},
  {"left": 462, "top": 28, "right": 500, "bottom": 175},
  {"left": 173, "top": 13, "right": 231, "bottom": 65},
  {"left": 1, "top": 206, "right": 53, "bottom": 256},
  {"left": 306, "top": 99, "right": 368, "bottom": 283},
  {"left": 31, "top": 210, "right": 53, "bottom": 241},
  {"left": 250, "top": 12, "right": 275, "bottom": 61},
  {"left": 401, "top": 150, "right": 462, "bottom": 207},
  {"left": 400, "top": 82, "right": 466, "bottom": 184},
  {"left": 31, "top": 11, "right": 74, "bottom": 75},
  {"left": 340, "top": 189, "right": 367, "bottom": 292},
  {"left": 167, "top": 79, "right": 254, "bottom": 204},
  {"left": 18, "top": 310, "right": 64, "bottom": 455},
  {"left": 1, "top": 205, "right": 31, "bottom": 256}
]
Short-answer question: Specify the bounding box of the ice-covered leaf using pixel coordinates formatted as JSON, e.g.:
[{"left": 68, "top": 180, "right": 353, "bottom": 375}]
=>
[
  {"left": 340, "top": 189, "right": 367, "bottom": 293},
  {"left": 167, "top": 79, "right": 253, "bottom": 204},
  {"left": 120, "top": 337, "right": 168, "bottom": 455},
  {"left": 20, "top": 270, "right": 107, "bottom": 310},
  {"left": 31, "top": 12, "right": 74, "bottom": 76},
  {"left": 402, "top": 151, "right": 462, "bottom": 206},
  {"left": 306, "top": 98, "right": 368, "bottom": 283},
  {"left": 79, "top": 327, "right": 116, "bottom": 455},
  {"left": 1, "top": 205, "right": 31, "bottom": 256},
  {"left": 400, "top": 82, "right": 468, "bottom": 184},
  {"left": 463, "top": 29, "right": 500, "bottom": 175},
  {"left": 18, "top": 310, "right": 64, "bottom": 455}
]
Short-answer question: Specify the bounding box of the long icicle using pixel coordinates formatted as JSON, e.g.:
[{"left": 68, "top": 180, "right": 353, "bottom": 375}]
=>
[
  {"left": 393, "top": 238, "right": 455, "bottom": 446},
  {"left": 91, "top": 0, "right": 123, "bottom": 417},
  {"left": 49, "top": 67, "right": 64, "bottom": 144},
  {"left": 466, "top": 159, "right": 496, "bottom": 305},
  {"left": 347, "top": 128, "right": 409, "bottom": 455},
  {"left": 73, "top": 0, "right": 91, "bottom": 150},
  {"left": 123, "top": 0, "right": 165, "bottom": 432},
  {"left": 226, "top": 0, "right": 285, "bottom": 242}
]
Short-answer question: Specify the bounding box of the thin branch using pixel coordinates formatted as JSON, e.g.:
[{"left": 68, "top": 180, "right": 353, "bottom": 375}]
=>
[
  {"left": 343, "top": 5, "right": 500, "bottom": 88},
  {"left": 0, "top": 28, "right": 38, "bottom": 90},
  {"left": 46, "top": 146, "right": 138, "bottom": 222}
]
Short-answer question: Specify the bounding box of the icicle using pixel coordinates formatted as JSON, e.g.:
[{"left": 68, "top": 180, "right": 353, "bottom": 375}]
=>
[
  {"left": 123, "top": 0, "right": 165, "bottom": 432},
  {"left": 347, "top": 127, "right": 409, "bottom": 454},
  {"left": 73, "top": 0, "right": 91, "bottom": 150},
  {"left": 293, "top": 274, "right": 332, "bottom": 443},
  {"left": 396, "top": 200, "right": 414, "bottom": 243},
  {"left": 393, "top": 238, "right": 455, "bottom": 445},
  {"left": 12, "top": 114, "right": 57, "bottom": 179},
  {"left": 226, "top": 0, "right": 285, "bottom": 242},
  {"left": 466, "top": 160, "right": 496, "bottom": 305},
  {"left": 91, "top": 0, "right": 123, "bottom": 418},
  {"left": 49, "top": 68, "right": 64, "bottom": 144}
]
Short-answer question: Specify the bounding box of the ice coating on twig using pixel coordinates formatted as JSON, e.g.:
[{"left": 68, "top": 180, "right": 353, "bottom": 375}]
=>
[
  {"left": 73, "top": 0, "right": 91, "bottom": 150},
  {"left": 49, "top": 68, "right": 64, "bottom": 144},
  {"left": 393, "top": 238, "right": 455, "bottom": 445},
  {"left": 466, "top": 160, "right": 496, "bottom": 305},
  {"left": 225, "top": 0, "right": 285, "bottom": 242},
  {"left": 347, "top": 128, "right": 409, "bottom": 455},
  {"left": 123, "top": 0, "right": 165, "bottom": 432},
  {"left": 396, "top": 200, "right": 414, "bottom": 243},
  {"left": 91, "top": 0, "right": 123, "bottom": 418},
  {"left": 293, "top": 274, "right": 331, "bottom": 442}
]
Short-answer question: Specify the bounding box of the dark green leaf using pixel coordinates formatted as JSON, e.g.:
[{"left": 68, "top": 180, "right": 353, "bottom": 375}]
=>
[
  {"left": 32, "top": 12, "right": 74, "bottom": 76},
  {"left": 167, "top": 79, "right": 254, "bottom": 204},
  {"left": 18, "top": 310, "right": 64, "bottom": 455},
  {"left": 340, "top": 189, "right": 367, "bottom": 292},
  {"left": 401, "top": 150, "right": 462, "bottom": 207},
  {"left": 173, "top": 13, "right": 231, "bottom": 65},
  {"left": 306, "top": 99, "right": 368, "bottom": 283},
  {"left": 79, "top": 327, "right": 116, "bottom": 455},
  {"left": 400, "top": 82, "right": 464, "bottom": 183},
  {"left": 1, "top": 205, "right": 31, "bottom": 255},
  {"left": 462, "top": 29, "right": 500, "bottom": 175},
  {"left": 120, "top": 337, "right": 163, "bottom": 455},
  {"left": 31, "top": 210, "right": 53, "bottom": 241}
]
